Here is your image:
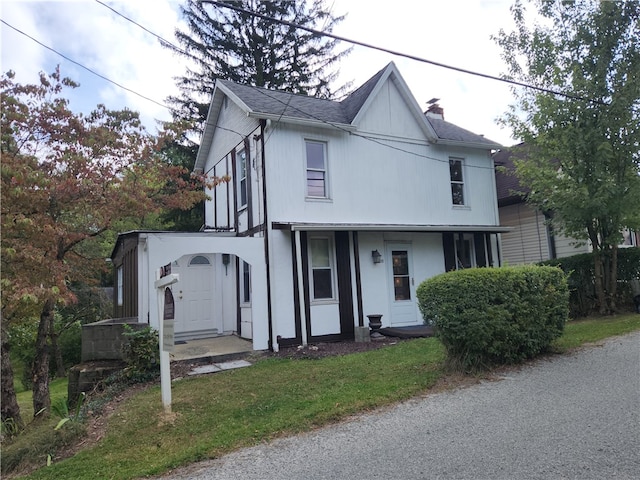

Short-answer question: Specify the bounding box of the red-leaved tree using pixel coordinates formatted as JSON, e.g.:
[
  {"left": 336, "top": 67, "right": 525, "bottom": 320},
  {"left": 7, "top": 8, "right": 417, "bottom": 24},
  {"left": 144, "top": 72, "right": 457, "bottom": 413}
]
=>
[{"left": 1, "top": 68, "right": 218, "bottom": 426}]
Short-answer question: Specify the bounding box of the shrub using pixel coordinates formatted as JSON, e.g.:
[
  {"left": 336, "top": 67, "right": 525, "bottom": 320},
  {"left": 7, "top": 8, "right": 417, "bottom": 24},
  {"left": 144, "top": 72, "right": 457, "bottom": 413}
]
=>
[
  {"left": 541, "top": 248, "right": 640, "bottom": 317},
  {"left": 416, "top": 266, "right": 569, "bottom": 371},
  {"left": 121, "top": 325, "right": 160, "bottom": 380}
]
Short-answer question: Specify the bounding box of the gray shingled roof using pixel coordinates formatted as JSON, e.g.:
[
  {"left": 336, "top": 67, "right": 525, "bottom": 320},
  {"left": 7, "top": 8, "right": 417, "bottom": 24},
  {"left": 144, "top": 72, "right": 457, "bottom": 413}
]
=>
[
  {"left": 218, "top": 64, "right": 390, "bottom": 126},
  {"left": 219, "top": 80, "right": 352, "bottom": 125},
  {"left": 216, "top": 63, "right": 499, "bottom": 149},
  {"left": 426, "top": 116, "right": 500, "bottom": 147}
]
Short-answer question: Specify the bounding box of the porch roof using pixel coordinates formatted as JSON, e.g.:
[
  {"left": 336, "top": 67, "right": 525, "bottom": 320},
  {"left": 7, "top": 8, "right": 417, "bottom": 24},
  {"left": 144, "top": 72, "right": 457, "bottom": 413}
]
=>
[{"left": 271, "top": 222, "right": 512, "bottom": 233}]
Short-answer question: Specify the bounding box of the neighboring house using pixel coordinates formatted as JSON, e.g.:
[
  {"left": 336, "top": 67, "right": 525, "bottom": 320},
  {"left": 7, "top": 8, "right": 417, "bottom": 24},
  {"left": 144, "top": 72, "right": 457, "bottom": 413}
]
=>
[
  {"left": 494, "top": 144, "right": 639, "bottom": 265},
  {"left": 111, "top": 62, "right": 506, "bottom": 352}
]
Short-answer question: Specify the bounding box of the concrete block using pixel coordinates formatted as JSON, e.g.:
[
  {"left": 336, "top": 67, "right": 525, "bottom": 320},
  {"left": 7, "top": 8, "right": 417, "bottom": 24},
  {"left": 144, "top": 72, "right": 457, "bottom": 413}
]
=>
[{"left": 354, "top": 326, "right": 371, "bottom": 343}]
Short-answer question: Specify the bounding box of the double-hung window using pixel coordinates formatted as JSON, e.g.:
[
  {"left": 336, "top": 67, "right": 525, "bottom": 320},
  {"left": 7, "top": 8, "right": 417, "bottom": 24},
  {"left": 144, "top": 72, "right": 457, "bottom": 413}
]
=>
[
  {"left": 237, "top": 149, "right": 247, "bottom": 209},
  {"left": 309, "top": 236, "right": 335, "bottom": 301},
  {"left": 449, "top": 157, "right": 465, "bottom": 206},
  {"left": 305, "top": 140, "right": 328, "bottom": 198}
]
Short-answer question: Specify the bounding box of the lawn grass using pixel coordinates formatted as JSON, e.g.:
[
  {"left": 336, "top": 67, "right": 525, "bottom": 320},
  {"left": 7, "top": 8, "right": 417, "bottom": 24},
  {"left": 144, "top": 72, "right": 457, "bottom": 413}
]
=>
[
  {"left": 552, "top": 312, "right": 640, "bottom": 351},
  {"left": 8, "top": 312, "right": 640, "bottom": 480}
]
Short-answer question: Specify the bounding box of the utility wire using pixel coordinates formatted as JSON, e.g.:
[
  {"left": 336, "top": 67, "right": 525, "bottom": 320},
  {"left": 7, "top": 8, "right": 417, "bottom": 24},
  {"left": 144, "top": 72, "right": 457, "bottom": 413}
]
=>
[
  {"left": 251, "top": 86, "right": 498, "bottom": 172},
  {"left": 93, "top": 0, "right": 187, "bottom": 55},
  {"left": 3, "top": 13, "right": 495, "bottom": 171},
  {"left": 1, "top": 18, "right": 247, "bottom": 141},
  {"left": 201, "top": 0, "right": 606, "bottom": 106},
  {"left": 1, "top": 18, "right": 168, "bottom": 110}
]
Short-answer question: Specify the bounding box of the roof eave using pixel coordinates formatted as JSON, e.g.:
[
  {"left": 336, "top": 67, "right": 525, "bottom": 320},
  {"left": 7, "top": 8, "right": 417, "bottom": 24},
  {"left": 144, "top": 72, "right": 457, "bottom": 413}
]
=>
[
  {"left": 272, "top": 222, "right": 511, "bottom": 233},
  {"left": 434, "top": 138, "right": 502, "bottom": 150},
  {"left": 248, "top": 112, "right": 357, "bottom": 131}
]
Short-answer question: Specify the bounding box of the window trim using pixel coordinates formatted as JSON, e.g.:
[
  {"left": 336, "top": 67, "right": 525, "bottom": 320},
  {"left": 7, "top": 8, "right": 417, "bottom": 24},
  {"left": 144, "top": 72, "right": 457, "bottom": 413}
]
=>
[
  {"left": 305, "top": 139, "right": 330, "bottom": 200},
  {"left": 308, "top": 235, "right": 337, "bottom": 303},
  {"left": 449, "top": 157, "right": 466, "bottom": 207}
]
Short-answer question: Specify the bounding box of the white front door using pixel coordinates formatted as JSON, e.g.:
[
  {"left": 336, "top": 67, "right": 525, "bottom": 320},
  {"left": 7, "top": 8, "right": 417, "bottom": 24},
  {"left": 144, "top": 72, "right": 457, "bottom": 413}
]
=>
[
  {"left": 175, "top": 255, "right": 216, "bottom": 335},
  {"left": 386, "top": 243, "right": 417, "bottom": 326}
]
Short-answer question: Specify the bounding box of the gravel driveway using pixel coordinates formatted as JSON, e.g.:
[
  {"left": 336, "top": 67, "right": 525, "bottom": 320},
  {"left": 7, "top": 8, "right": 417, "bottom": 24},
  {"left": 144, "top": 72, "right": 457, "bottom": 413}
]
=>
[{"left": 156, "top": 331, "right": 640, "bottom": 480}]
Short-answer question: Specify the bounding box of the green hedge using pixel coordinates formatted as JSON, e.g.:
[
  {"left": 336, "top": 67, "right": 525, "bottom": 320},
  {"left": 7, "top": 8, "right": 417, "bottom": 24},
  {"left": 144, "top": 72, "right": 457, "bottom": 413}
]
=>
[
  {"left": 416, "top": 266, "right": 569, "bottom": 371},
  {"left": 540, "top": 247, "right": 640, "bottom": 317}
]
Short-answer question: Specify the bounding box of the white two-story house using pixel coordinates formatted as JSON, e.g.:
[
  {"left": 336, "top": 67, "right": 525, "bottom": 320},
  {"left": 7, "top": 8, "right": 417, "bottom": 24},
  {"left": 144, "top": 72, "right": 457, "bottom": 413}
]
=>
[{"left": 111, "top": 62, "right": 506, "bottom": 352}]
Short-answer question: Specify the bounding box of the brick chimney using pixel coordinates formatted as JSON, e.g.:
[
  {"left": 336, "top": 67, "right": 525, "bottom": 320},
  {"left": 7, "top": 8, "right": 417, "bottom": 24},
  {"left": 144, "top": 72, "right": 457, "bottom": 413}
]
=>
[{"left": 425, "top": 102, "right": 444, "bottom": 120}]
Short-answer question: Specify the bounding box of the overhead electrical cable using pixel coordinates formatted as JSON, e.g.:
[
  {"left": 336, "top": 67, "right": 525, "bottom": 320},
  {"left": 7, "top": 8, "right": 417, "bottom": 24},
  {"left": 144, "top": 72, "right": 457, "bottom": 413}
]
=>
[
  {"left": 251, "top": 87, "right": 498, "bottom": 172},
  {"left": 93, "top": 0, "right": 187, "bottom": 55},
  {"left": 200, "top": 0, "right": 606, "bottom": 106},
  {"left": 1, "top": 18, "right": 246, "bottom": 141},
  {"left": 1, "top": 18, "right": 168, "bottom": 110}
]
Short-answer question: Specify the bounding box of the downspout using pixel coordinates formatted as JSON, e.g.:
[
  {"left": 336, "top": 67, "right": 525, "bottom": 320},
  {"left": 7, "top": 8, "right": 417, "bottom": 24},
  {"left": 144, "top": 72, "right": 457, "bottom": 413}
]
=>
[{"left": 260, "top": 119, "right": 276, "bottom": 352}]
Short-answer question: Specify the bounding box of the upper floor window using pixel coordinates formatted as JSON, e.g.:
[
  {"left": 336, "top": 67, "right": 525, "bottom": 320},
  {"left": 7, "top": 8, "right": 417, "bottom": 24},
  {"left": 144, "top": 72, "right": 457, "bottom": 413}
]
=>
[
  {"left": 449, "top": 157, "right": 465, "bottom": 206},
  {"left": 309, "top": 236, "right": 335, "bottom": 301},
  {"left": 237, "top": 149, "right": 247, "bottom": 209},
  {"left": 306, "top": 140, "right": 328, "bottom": 198}
]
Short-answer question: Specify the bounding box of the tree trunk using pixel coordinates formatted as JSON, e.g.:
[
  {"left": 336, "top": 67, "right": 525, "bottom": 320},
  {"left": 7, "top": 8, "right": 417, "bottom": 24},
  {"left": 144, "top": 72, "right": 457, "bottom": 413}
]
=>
[
  {"left": 49, "top": 314, "right": 66, "bottom": 378},
  {"left": 608, "top": 245, "right": 618, "bottom": 313},
  {"left": 1, "top": 320, "right": 24, "bottom": 431},
  {"left": 592, "top": 249, "right": 608, "bottom": 315},
  {"left": 32, "top": 299, "right": 53, "bottom": 418}
]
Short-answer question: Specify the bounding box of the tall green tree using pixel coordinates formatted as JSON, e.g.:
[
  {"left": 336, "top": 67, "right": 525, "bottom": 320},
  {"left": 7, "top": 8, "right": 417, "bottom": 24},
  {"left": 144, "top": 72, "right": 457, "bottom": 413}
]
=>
[
  {"left": 165, "top": 0, "right": 351, "bottom": 134},
  {"left": 1, "top": 68, "right": 217, "bottom": 425},
  {"left": 495, "top": 0, "right": 640, "bottom": 314}
]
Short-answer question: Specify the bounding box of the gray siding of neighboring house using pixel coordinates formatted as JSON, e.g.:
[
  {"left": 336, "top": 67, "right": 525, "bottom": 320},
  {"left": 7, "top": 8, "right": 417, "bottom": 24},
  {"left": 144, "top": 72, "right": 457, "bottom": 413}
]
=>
[
  {"left": 499, "top": 203, "right": 550, "bottom": 264},
  {"left": 554, "top": 232, "right": 589, "bottom": 258},
  {"left": 499, "top": 203, "right": 591, "bottom": 265}
]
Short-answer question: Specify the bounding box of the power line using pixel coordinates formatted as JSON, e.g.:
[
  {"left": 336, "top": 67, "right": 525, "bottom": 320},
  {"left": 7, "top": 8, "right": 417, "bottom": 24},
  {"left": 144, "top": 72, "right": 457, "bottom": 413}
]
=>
[
  {"left": 2, "top": 13, "right": 495, "bottom": 170},
  {"left": 1, "top": 17, "right": 248, "bottom": 143},
  {"left": 93, "top": 0, "right": 187, "bottom": 56},
  {"left": 200, "top": 0, "right": 606, "bottom": 106},
  {"left": 251, "top": 86, "right": 498, "bottom": 172},
  {"left": 1, "top": 18, "right": 168, "bottom": 110}
]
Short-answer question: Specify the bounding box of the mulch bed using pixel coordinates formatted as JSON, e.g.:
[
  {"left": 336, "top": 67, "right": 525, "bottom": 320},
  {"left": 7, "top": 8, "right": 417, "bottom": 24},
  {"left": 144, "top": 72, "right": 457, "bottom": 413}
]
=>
[{"left": 267, "top": 337, "right": 409, "bottom": 360}]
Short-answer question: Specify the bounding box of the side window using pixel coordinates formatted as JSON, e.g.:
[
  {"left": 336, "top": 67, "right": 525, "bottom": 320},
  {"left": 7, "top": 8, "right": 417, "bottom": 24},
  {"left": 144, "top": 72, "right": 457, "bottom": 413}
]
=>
[
  {"left": 309, "top": 236, "right": 335, "bottom": 300},
  {"left": 117, "top": 266, "right": 123, "bottom": 306},
  {"left": 449, "top": 157, "right": 465, "bottom": 206},
  {"left": 237, "top": 149, "right": 247, "bottom": 209},
  {"left": 240, "top": 261, "right": 251, "bottom": 304},
  {"left": 305, "top": 140, "right": 328, "bottom": 198}
]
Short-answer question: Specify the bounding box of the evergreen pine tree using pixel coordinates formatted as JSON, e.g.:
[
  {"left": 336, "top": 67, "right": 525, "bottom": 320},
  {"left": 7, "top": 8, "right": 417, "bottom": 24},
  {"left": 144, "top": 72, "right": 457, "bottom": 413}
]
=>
[{"left": 165, "top": 0, "right": 351, "bottom": 134}]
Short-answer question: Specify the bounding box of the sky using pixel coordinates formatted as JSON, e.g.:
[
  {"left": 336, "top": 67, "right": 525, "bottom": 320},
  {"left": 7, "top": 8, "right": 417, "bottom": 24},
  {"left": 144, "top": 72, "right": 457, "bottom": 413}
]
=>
[{"left": 1, "top": 0, "right": 522, "bottom": 147}]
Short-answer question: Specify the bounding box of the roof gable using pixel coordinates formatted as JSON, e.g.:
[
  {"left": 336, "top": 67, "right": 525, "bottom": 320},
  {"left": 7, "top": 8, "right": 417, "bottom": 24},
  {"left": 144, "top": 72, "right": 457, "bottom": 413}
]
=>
[
  {"left": 196, "top": 63, "right": 502, "bottom": 171},
  {"left": 345, "top": 62, "right": 438, "bottom": 141}
]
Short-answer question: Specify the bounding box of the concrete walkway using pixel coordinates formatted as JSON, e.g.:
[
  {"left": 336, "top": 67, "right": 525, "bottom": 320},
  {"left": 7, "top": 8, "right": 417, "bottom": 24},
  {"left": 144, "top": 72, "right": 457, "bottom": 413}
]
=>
[{"left": 171, "top": 335, "right": 253, "bottom": 363}]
